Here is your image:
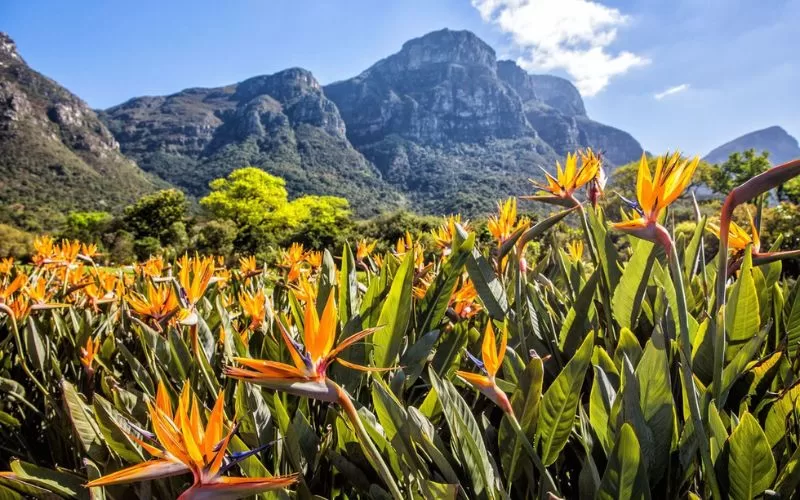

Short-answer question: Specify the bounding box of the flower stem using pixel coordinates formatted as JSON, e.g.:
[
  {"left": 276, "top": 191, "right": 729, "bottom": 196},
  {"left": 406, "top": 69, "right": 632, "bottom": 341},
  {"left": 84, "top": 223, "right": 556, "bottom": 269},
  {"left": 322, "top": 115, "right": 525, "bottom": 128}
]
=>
[
  {"left": 335, "top": 383, "right": 403, "bottom": 500},
  {"left": 574, "top": 201, "right": 616, "bottom": 344},
  {"left": 667, "top": 241, "right": 721, "bottom": 500},
  {"left": 0, "top": 305, "right": 53, "bottom": 406},
  {"left": 507, "top": 412, "right": 560, "bottom": 496}
]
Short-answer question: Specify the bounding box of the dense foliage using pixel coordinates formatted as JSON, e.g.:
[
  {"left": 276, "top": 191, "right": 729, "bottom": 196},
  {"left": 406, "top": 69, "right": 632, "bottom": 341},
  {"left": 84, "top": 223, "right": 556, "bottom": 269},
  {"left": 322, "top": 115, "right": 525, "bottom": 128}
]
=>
[{"left": 1, "top": 151, "right": 800, "bottom": 499}]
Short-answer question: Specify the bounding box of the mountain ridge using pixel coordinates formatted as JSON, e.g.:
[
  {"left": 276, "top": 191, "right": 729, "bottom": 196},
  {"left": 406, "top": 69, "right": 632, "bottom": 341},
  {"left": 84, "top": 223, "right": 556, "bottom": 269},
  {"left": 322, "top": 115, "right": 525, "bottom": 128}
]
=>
[
  {"left": 704, "top": 126, "right": 800, "bottom": 166},
  {"left": 1, "top": 28, "right": 647, "bottom": 222},
  {"left": 0, "top": 32, "right": 161, "bottom": 230}
]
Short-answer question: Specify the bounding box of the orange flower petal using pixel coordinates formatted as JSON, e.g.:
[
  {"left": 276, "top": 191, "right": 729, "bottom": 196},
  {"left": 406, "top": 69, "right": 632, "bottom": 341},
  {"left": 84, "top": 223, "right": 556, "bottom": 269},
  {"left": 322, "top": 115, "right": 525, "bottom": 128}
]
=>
[{"left": 86, "top": 459, "right": 187, "bottom": 487}]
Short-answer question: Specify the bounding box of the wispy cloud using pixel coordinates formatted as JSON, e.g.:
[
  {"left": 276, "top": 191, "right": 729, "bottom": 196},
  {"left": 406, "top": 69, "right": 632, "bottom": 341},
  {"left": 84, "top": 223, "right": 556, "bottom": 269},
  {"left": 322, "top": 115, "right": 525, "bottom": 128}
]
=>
[
  {"left": 471, "top": 0, "right": 649, "bottom": 96},
  {"left": 654, "top": 83, "right": 690, "bottom": 100}
]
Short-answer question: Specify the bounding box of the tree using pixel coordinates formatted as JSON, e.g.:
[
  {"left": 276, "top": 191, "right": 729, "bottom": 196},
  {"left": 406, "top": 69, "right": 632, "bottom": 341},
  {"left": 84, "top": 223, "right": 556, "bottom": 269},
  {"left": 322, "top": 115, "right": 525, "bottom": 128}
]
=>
[
  {"left": 123, "top": 189, "right": 187, "bottom": 241},
  {"left": 193, "top": 220, "right": 238, "bottom": 256},
  {"left": 200, "top": 167, "right": 352, "bottom": 250},
  {"left": 200, "top": 167, "right": 289, "bottom": 226},
  {"left": 707, "top": 149, "right": 771, "bottom": 194},
  {"left": 61, "top": 211, "right": 112, "bottom": 244}
]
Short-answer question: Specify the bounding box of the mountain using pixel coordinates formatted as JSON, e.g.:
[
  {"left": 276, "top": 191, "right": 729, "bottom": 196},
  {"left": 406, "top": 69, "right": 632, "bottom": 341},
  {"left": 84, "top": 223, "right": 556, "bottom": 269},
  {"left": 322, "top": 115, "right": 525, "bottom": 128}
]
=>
[
  {"left": 704, "top": 126, "right": 800, "bottom": 166},
  {"left": 100, "top": 68, "right": 405, "bottom": 217},
  {"left": 0, "top": 27, "right": 642, "bottom": 218},
  {"left": 496, "top": 61, "right": 642, "bottom": 166},
  {"left": 324, "top": 29, "right": 643, "bottom": 213},
  {"left": 104, "top": 28, "right": 643, "bottom": 216},
  {"left": 0, "top": 33, "right": 160, "bottom": 230}
]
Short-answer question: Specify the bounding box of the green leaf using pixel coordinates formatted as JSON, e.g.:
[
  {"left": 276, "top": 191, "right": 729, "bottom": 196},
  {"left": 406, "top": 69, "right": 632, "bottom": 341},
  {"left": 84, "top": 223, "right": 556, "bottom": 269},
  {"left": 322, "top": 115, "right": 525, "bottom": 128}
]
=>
[
  {"left": 92, "top": 395, "right": 145, "bottom": 463},
  {"left": 516, "top": 207, "right": 577, "bottom": 250},
  {"left": 62, "top": 380, "right": 107, "bottom": 463},
  {"left": 499, "top": 356, "right": 544, "bottom": 481},
  {"left": 315, "top": 249, "right": 337, "bottom": 316},
  {"left": 597, "top": 423, "right": 651, "bottom": 500},
  {"left": 407, "top": 407, "right": 461, "bottom": 486},
  {"left": 683, "top": 216, "right": 707, "bottom": 279},
  {"left": 234, "top": 381, "right": 271, "bottom": 449},
  {"left": 537, "top": 330, "right": 594, "bottom": 466},
  {"left": 719, "top": 322, "right": 768, "bottom": 406},
  {"left": 83, "top": 460, "right": 105, "bottom": 500},
  {"left": 0, "top": 476, "right": 54, "bottom": 499},
  {"left": 783, "top": 277, "right": 800, "bottom": 357},
  {"left": 590, "top": 364, "right": 617, "bottom": 456},
  {"left": 168, "top": 328, "right": 192, "bottom": 380},
  {"left": 708, "top": 403, "right": 728, "bottom": 464},
  {"left": 588, "top": 207, "right": 622, "bottom": 289},
  {"left": 9, "top": 459, "right": 86, "bottom": 499},
  {"left": 725, "top": 250, "right": 760, "bottom": 361},
  {"left": 764, "top": 381, "right": 800, "bottom": 448},
  {"left": 558, "top": 269, "right": 598, "bottom": 355},
  {"left": 23, "top": 317, "right": 48, "bottom": 375},
  {"left": 338, "top": 243, "right": 359, "bottom": 327},
  {"left": 418, "top": 233, "right": 474, "bottom": 335},
  {"left": 775, "top": 442, "right": 800, "bottom": 497},
  {"left": 286, "top": 410, "right": 318, "bottom": 475},
  {"left": 613, "top": 240, "right": 656, "bottom": 330},
  {"left": 419, "top": 481, "right": 458, "bottom": 500},
  {"left": 634, "top": 331, "right": 675, "bottom": 484},
  {"left": 116, "top": 341, "right": 155, "bottom": 397},
  {"left": 431, "top": 324, "right": 469, "bottom": 379},
  {"left": 194, "top": 315, "right": 216, "bottom": 362},
  {"left": 429, "top": 367, "right": 498, "bottom": 499},
  {"left": 0, "top": 411, "right": 20, "bottom": 428},
  {"left": 725, "top": 412, "right": 776, "bottom": 500},
  {"left": 399, "top": 329, "right": 440, "bottom": 387},
  {"left": 372, "top": 378, "right": 424, "bottom": 473},
  {"left": 466, "top": 249, "right": 508, "bottom": 320},
  {"left": 614, "top": 327, "right": 643, "bottom": 371},
  {"left": 373, "top": 251, "right": 414, "bottom": 367}
]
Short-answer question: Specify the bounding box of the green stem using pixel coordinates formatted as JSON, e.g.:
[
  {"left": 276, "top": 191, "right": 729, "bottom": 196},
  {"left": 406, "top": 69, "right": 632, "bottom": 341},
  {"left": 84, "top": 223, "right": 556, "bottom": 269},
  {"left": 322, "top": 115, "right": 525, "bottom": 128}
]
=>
[
  {"left": 574, "top": 201, "right": 616, "bottom": 344},
  {"left": 667, "top": 243, "right": 721, "bottom": 500},
  {"left": 335, "top": 384, "right": 403, "bottom": 500},
  {"left": 1, "top": 306, "right": 53, "bottom": 406},
  {"left": 507, "top": 413, "right": 559, "bottom": 496},
  {"left": 512, "top": 247, "right": 529, "bottom": 357}
]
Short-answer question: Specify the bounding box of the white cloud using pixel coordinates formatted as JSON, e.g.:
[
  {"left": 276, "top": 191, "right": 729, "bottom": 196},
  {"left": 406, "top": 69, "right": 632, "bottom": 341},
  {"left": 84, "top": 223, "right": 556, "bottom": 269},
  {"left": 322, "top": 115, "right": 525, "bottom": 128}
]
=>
[
  {"left": 654, "top": 83, "right": 690, "bottom": 100},
  {"left": 472, "top": 0, "right": 649, "bottom": 96}
]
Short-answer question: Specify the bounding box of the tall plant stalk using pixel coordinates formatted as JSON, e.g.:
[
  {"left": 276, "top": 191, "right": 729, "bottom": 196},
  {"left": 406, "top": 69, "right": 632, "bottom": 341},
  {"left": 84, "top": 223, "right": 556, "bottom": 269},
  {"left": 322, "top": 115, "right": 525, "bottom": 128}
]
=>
[
  {"left": 507, "top": 412, "right": 559, "bottom": 496},
  {"left": 0, "top": 305, "right": 53, "bottom": 406},
  {"left": 667, "top": 244, "right": 721, "bottom": 500},
  {"left": 335, "top": 383, "right": 403, "bottom": 500},
  {"left": 572, "top": 200, "right": 616, "bottom": 344},
  {"left": 713, "top": 158, "right": 800, "bottom": 398}
]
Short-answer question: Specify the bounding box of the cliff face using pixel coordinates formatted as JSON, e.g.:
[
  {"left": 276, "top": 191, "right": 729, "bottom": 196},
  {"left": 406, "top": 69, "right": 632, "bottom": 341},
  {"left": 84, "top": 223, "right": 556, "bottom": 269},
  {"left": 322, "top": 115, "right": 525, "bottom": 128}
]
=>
[
  {"left": 325, "top": 30, "right": 532, "bottom": 146},
  {"left": 0, "top": 32, "right": 160, "bottom": 229},
  {"left": 704, "top": 126, "right": 800, "bottom": 166},
  {"left": 495, "top": 60, "right": 642, "bottom": 166},
  {"left": 100, "top": 28, "right": 646, "bottom": 216},
  {"left": 101, "top": 68, "right": 403, "bottom": 216}
]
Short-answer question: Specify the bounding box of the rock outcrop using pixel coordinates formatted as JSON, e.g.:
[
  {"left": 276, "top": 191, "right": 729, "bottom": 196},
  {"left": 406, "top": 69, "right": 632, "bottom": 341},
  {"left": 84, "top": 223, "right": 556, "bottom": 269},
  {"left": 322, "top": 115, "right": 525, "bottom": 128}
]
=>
[
  {"left": 102, "top": 28, "right": 646, "bottom": 215},
  {"left": 704, "top": 126, "right": 800, "bottom": 166},
  {"left": 496, "top": 59, "right": 642, "bottom": 166},
  {"left": 0, "top": 32, "right": 159, "bottom": 229},
  {"left": 101, "top": 68, "right": 403, "bottom": 215}
]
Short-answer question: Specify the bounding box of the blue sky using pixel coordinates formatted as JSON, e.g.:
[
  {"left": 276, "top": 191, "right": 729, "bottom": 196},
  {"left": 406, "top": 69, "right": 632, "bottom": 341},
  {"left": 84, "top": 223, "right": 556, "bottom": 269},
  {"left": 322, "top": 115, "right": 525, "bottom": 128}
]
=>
[{"left": 3, "top": 0, "right": 798, "bottom": 156}]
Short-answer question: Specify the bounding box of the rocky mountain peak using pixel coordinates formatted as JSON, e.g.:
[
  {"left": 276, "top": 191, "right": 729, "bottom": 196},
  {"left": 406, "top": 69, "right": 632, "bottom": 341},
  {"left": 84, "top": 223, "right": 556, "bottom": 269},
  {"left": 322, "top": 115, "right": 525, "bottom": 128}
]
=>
[
  {"left": 0, "top": 32, "right": 24, "bottom": 65},
  {"left": 235, "top": 67, "right": 322, "bottom": 102},
  {"left": 325, "top": 29, "right": 529, "bottom": 146},
  {"left": 497, "top": 60, "right": 586, "bottom": 118},
  {"left": 704, "top": 126, "right": 800, "bottom": 165},
  {"left": 496, "top": 60, "right": 538, "bottom": 103},
  {"left": 393, "top": 28, "right": 497, "bottom": 71}
]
